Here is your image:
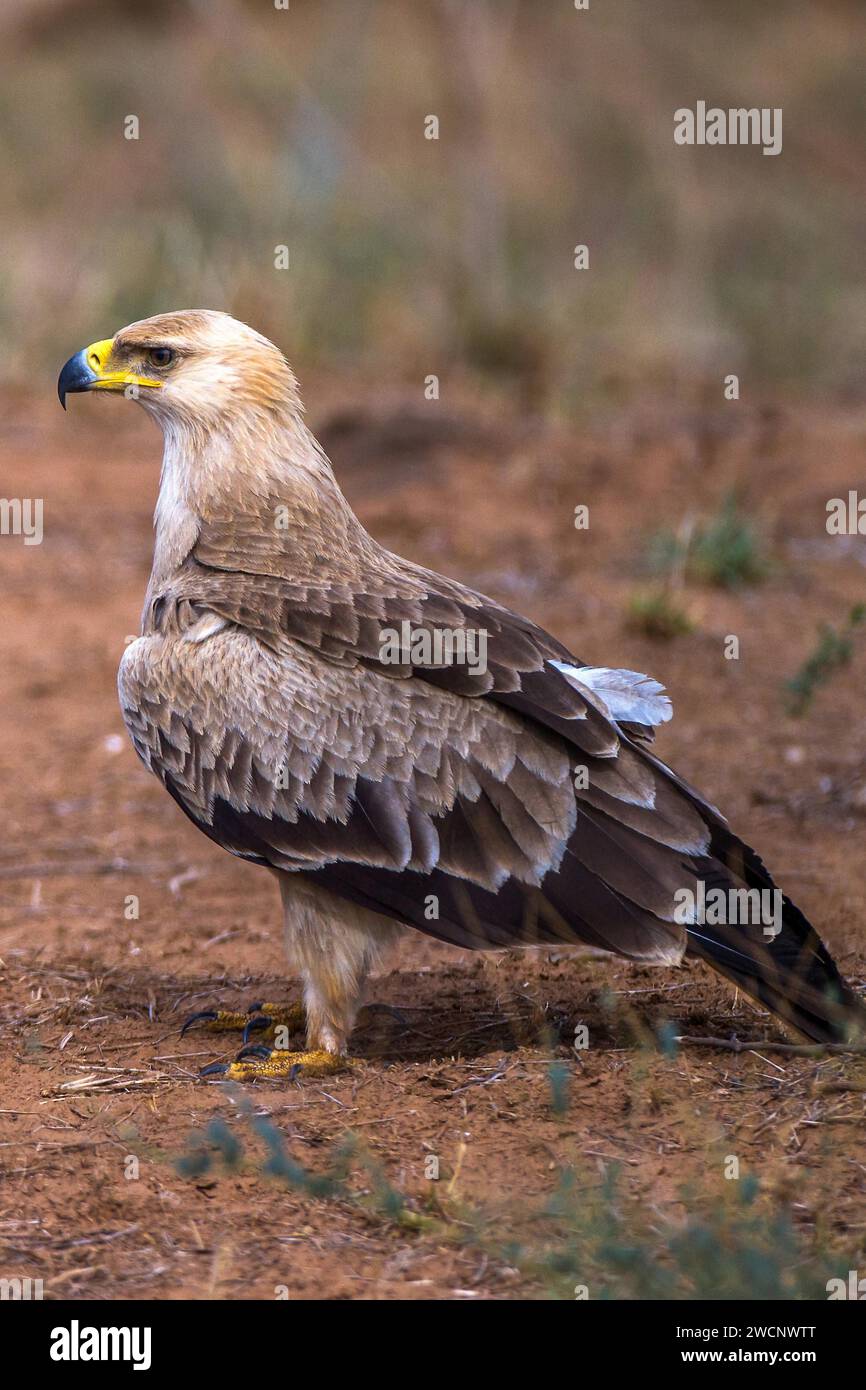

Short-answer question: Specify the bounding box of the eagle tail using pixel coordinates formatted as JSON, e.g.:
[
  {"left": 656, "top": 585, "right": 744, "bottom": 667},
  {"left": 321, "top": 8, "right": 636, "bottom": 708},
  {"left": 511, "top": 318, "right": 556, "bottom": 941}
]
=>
[{"left": 683, "top": 824, "right": 864, "bottom": 1044}]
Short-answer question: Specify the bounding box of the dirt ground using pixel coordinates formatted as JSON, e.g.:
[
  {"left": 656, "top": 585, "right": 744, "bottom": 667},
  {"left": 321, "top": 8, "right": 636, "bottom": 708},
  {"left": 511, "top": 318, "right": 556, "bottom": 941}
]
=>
[{"left": 1, "top": 379, "right": 865, "bottom": 1300}]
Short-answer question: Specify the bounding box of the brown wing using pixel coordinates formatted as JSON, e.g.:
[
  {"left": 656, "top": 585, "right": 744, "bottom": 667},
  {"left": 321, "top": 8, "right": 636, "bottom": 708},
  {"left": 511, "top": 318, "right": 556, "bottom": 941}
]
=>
[
  {"left": 177, "top": 511, "right": 652, "bottom": 748},
  {"left": 119, "top": 618, "right": 697, "bottom": 964}
]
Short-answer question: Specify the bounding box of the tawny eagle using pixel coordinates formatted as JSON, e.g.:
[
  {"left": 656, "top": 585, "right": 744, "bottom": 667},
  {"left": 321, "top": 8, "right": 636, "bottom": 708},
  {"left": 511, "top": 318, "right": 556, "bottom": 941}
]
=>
[{"left": 58, "top": 311, "right": 864, "bottom": 1079}]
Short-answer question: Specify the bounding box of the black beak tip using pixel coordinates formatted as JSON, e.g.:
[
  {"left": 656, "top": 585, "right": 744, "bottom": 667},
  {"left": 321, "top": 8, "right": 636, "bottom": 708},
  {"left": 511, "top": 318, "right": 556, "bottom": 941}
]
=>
[{"left": 57, "top": 349, "right": 95, "bottom": 412}]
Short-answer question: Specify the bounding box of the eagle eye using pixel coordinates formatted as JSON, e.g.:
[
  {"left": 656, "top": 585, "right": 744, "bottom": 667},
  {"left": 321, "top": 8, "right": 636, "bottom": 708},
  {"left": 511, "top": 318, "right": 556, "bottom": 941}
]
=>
[{"left": 147, "top": 347, "right": 175, "bottom": 368}]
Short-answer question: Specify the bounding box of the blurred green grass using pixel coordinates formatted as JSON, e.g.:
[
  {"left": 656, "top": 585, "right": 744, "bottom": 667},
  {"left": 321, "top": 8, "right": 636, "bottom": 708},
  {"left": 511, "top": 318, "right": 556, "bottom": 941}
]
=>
[
  {"left": 1, "top": 0, "right": 865, "bottom": 404},
  {"left": 167, "top": 1062, "right": 859, "bottom": 1301}
]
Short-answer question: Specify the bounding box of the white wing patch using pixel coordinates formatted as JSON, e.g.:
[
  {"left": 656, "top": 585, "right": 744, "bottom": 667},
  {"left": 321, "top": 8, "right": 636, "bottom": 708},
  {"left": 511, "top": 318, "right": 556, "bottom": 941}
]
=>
[
  {"left": 182, "top": 611, "right": 230, "bottom": 644},
  {"left": 550, "top": 662, "right": 673, "bottom": 728}
]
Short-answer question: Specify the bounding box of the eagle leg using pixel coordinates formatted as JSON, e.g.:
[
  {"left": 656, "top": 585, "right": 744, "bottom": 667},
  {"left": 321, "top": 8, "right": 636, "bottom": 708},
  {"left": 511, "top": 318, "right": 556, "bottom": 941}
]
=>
[{"left": 189, "top": 883, "right": 399, "bottom": 1079}]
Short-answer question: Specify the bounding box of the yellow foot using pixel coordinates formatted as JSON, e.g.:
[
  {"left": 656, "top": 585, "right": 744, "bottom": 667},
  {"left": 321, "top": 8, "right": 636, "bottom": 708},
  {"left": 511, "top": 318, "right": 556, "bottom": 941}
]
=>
[
  {"left": 200, "top": 1048, "right": 350, "bottom": 1083},
  {"left": 181, "top": 1000, "right": 305, "bottom": 1044}
]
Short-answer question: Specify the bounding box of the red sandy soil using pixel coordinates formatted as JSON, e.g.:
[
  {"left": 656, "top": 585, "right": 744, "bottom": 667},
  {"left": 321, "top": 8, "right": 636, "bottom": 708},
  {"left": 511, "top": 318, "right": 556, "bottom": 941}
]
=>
[{"left": 0, "top": 381, "right": 864, "bottom": 1299}]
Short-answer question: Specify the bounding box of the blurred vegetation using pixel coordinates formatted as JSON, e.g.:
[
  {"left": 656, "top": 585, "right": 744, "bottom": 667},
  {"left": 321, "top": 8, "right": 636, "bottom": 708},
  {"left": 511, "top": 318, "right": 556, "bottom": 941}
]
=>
[
  {"left": 1, "top": 0, "right": 865, "bottom": 404},
  {"left": 170, "top": 1076, "right": 846, "bottom": 1300},
  {"left": 626, "top": 494, "right": 770, "bottom": 641},
  {"left": 784, "top": 603, "right": 866, "bottom": 715},
  {"left": 505, "top": 1166, "right": 829, "bottom": 1301},
  {"left": 645, "top": 495, "right": 770, "bottom": 590},
  {"left": 626, "top": 587, "right": 694, "bottom": 641}
]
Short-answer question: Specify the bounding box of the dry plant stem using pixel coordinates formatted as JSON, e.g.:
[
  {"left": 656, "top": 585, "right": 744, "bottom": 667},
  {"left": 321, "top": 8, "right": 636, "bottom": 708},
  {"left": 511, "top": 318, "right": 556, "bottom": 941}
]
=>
[{"left": 676, "top": 1034, "right": 866, "bottom": 1057}]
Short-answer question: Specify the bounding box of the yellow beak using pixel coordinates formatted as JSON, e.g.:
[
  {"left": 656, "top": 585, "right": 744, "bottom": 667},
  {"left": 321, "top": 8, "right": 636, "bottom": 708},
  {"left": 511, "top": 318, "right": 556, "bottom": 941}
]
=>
[{"left": 58, "top": 338, "right": 163, "bottom": 409}]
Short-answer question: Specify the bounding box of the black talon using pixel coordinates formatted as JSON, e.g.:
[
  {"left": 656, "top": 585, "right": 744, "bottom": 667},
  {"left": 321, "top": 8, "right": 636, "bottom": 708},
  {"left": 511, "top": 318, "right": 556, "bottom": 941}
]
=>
[
  {"left": 181, "top": 1010, "right": 218, "bottom": 1036},
  {"left": 199, "top": 1061, "right": 230, "bottom": 1078},
  {"left": 235, "top": 1043, "right": 272, "bottom": 1062},
  {"left": 246, "top": 1001, "right": 264, "bottom": 1013},
  {"left": 242, "top": 1015, "right": 271, "bottom": 1044}
]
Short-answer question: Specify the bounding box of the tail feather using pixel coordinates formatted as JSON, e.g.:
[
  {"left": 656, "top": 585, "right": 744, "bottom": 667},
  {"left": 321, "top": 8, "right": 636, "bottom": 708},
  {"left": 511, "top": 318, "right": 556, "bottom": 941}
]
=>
[{"left": 684, "top": 825, "right": 864, "bottom": 1044}]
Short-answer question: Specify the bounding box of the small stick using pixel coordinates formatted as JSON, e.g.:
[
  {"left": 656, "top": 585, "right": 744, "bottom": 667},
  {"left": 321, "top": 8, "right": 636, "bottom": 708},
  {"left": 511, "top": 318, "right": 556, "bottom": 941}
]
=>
[{"left": 675, "top": 1035, "right": 866, "bottom": 1057}]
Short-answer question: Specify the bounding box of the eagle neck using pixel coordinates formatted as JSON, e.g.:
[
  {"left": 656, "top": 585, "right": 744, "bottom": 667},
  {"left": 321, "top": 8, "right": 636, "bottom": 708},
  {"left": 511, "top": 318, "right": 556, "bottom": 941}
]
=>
[{"left": 145, "top": 410, "right": 373, "bottom": 612}]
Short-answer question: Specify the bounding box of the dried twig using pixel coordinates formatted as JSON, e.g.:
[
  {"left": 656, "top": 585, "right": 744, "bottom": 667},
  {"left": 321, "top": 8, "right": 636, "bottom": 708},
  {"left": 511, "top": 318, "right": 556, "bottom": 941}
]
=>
[{"left": 676, "top": 1034, "right": 866, "bottom": 1058}]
